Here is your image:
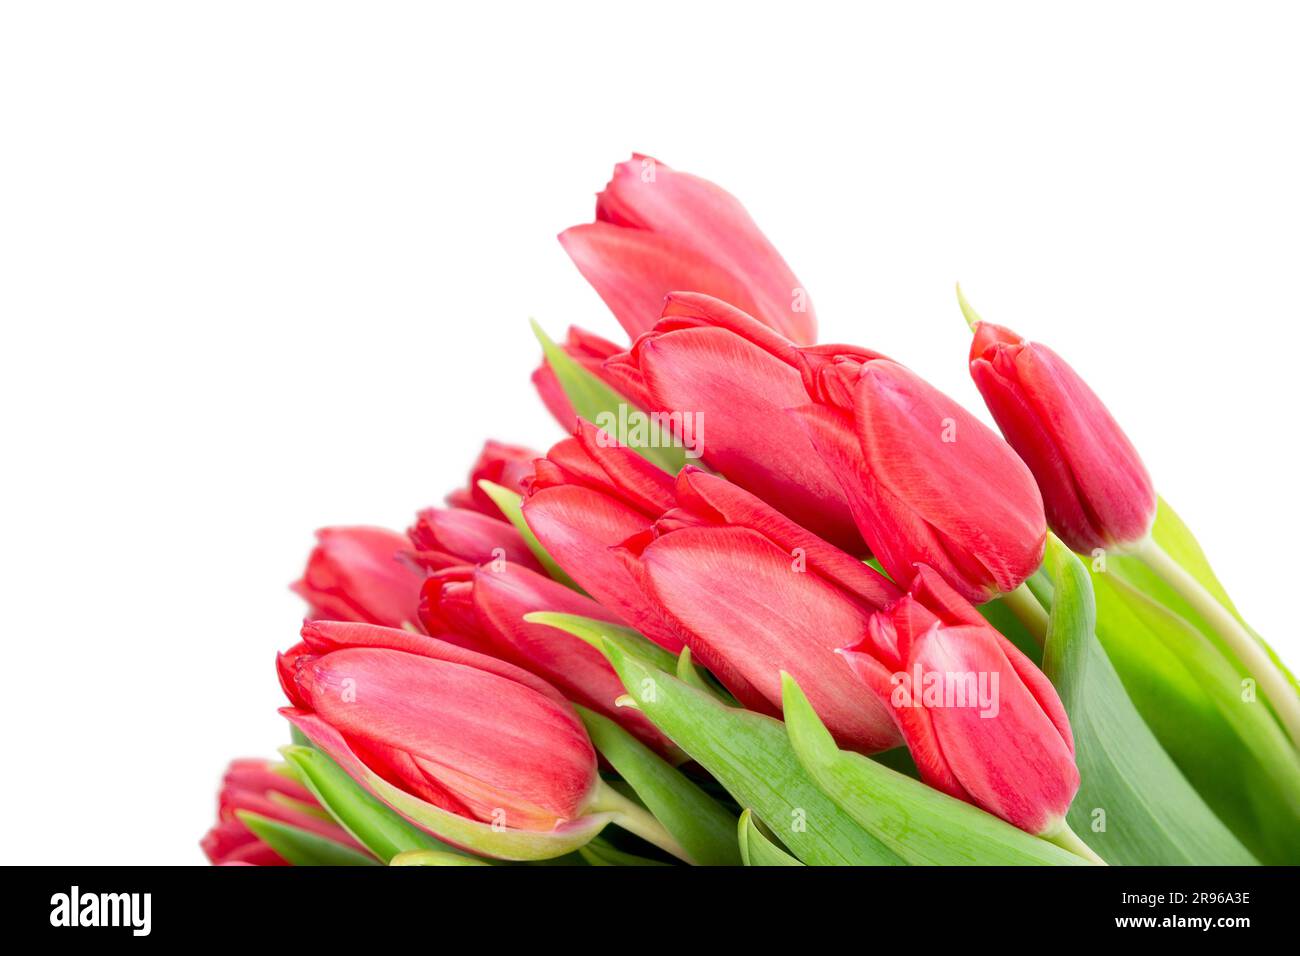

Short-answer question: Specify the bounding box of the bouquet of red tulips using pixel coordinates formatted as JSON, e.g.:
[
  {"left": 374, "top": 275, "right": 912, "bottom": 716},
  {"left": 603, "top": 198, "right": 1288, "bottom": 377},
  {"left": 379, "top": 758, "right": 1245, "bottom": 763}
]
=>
[{"left": 204, "top": 156, "right": 1300, "bottom": 868}]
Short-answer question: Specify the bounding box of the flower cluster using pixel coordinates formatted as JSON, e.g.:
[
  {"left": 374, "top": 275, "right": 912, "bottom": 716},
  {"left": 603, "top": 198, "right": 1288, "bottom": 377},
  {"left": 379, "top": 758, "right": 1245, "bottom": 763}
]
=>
[{"left": 204, "top": 156, "right": 1300, "bottom": 868}]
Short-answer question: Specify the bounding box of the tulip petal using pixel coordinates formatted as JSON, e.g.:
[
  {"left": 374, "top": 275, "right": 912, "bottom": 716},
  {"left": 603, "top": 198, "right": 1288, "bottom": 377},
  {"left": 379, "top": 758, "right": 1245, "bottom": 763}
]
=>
[
  {"left": 640, "top": 525, "right": 901, "bottom": 753},
  {"left": 283, "top": 710, "right": 610, "bottom": 861}
]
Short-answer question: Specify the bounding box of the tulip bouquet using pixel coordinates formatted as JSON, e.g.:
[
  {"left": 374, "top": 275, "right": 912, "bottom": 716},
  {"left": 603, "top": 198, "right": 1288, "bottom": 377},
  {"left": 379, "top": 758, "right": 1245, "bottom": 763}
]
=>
[{"left": 205, "top": 156, "right": 1300, "bottom": 868}]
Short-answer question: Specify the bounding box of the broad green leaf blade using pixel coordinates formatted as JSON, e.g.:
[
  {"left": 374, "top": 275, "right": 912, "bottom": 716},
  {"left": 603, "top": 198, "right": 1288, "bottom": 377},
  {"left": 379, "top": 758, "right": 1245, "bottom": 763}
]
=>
[
  {"left": 478, "top": 480, "right": 583, "bottom": 590},
  {"left": 578, "top": 837, "right": 673, "bottom": 867},
  {"left": 738, "top": 810, "right": 803, "bottom": 866},
  {"left": 235, "top": 811, "right": 380, "bottom": 866},
  {"left": 281, "top": 745, "right": 455, "bottom": 863},
  {"left": 389, "top": 850, "right": 492, "bottom": 866},
  {"left": 603, "top": 642, "right": 903, "bottom": 866},
  {"left": 781, "top": 676, "right": 1088, "bottom": 866},
  {"left": 577, "top": 705, "right": 740, "bottom": 866},
  {"left": 524, "top": 611, "right": 678, "bottom": 673},
  {"left": 532, "top": 320, "right": 686, "bottom": 473},
  {"left": 1039, "top": 537, "right": 1258, "bottom": 865}
]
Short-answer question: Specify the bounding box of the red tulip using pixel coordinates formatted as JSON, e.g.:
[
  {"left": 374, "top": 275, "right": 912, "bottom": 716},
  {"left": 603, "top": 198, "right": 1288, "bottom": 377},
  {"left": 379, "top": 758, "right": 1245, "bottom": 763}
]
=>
[
  {"left": 418, "top": 560, "right": 672, "bottom": 752},
  {"left": 560, "top": 155, "right": 816, "bottom": 343},
  {"left": 407, "top": 506, "right": 542, "bottom": 573},
  {"left": 840, "top": 566, "right": 1078, "bottom": 834},
  {"left": 531, "top": 326, "right": 651, "bottom": 428},
  {"left": 794, "top": 341, "right": 1047, "bottom": 601},
  {"left": 292, "top": 526, "right": 424, "bottom": 629},
  {"left": 445, "top": 440, "right": 539, "bottom": 519},
  {"left": 200, "top": 758, "right": 368, "bottom": 866},
  {"left": 603, "top": 293, "right": 864, "bottom": 551},
  {"left": 622, "top": 467, "right": 904, "bottom": 753},
  {"left": 521, "top": 420, "right": 686, "bottom": 651},
  {"left": 968, "top": 320, "right": 1156, "bottom": 554},
  {"left": 278, "top": 620, "right": 598, "bottom": 834}
]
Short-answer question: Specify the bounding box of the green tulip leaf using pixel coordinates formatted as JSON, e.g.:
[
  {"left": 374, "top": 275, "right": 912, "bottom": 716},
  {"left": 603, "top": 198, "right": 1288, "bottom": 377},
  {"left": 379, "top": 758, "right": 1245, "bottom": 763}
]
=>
[
  {"left": 235, "top": 811, "right": 380, "bottom": 866},
  {"left": 577, "top": 705, "right": 740, "bottom": 866},
  {"left": 281, "top": 744, "right": 461, "bottom": 864},
  {"left": 780, "top": 675, "right": 1088, "bottom": 866},
  {"left": 738, "top": 810, "right": 803, "bottom": 867},
  {"left": 531, "top": 320, "right": 686, "bottom": 473},
  {"left": 602, "top": 641, "right": 903, "bottom": 865},
  {"left": 1039, "top": 536, "right": 1259, "bottom": 865}
]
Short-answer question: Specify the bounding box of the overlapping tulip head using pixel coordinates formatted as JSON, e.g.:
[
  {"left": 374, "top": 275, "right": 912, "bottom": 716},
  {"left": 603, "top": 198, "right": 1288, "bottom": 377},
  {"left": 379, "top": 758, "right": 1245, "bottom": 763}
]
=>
[
  {"left": 277, "top": 620, "right": 598, "bottom": 838},
  {"left": 841, "top": 566, "right": 1079, "bottom": 835},
  {"left": 603, "top": 293, "right": 865, "bottom": 550},
  {"left": 201, "top": 759, "right": 367, "bottom": 866},
  {"left": 967, "top": 317, "right": 1157, "bottom": 555},
  {"left": 794, "top": 339, "right": 1048, "bottom": 601},
  {"left": 560, "top": 155, "right": 816, "bottom": 343},
  {"left": 418, "top": 558, "right": 673, "bottom": 753},
  {"left": 444, "top": 439, "right": 539, "bottom": 518},
  {"left": 292, "top": 526, "right": 424, "bottom": 629},
  {"left": 618, "top": 466, "right": 904, "bottom": 753},
  {"left": 521, "top": 420, "right": 686, "bottom": 651}
]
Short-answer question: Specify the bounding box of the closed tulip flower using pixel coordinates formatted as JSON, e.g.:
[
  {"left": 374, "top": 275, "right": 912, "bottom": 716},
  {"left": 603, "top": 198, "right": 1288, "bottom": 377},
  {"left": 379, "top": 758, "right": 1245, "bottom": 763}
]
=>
[
  {"left": 521, "top": 420, "right": 686, "bottom": 651},
  {"left": 201, "top": 759, "right": 369, "bottom": 866},
  {"left": 560, "top": 155, "right": 816, "bottom": 343},
  {"left": 795, "top": 343, "right": 1047, "bottom": 602},
  {"left": 966, "top": 316, "right": 1156, "bottom": 555},
  {"left": 603, "top": 293, "right": 864, "bottom": 551},
  {"left": 292, "top": 526, "right": 424, "bottom": 629},
  {"left": 840, "top": 566, "right": 1083, "bottom": 843},
  {"left": 622, "top": 467, "right": 903, "bottom": 753},
  {"left": 278, "top": 620, "right": 601, "bottom": 840},
  {"left": 407, "top": 506, "right": 542, "bottom": 573},
  {"left": 418, "top": 561, "right": 673, "bottom": 752}
]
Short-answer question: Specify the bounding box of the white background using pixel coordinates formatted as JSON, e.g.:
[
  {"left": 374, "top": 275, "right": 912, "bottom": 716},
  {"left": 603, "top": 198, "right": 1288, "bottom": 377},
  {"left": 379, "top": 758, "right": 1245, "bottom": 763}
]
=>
[{"left": 2, "top": 3, "right": 1296, "bottom": 864}]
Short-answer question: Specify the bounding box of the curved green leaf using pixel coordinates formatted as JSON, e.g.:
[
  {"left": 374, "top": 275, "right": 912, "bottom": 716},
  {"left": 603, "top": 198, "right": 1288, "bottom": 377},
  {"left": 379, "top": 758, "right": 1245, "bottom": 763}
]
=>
[
  {"left": 602, "top": 642, "right": 902, "bottom": 866},
  {"left": 738, "top": 810, "right": 803, "bottom": 866},
  {"left": 389, "top": 850, "right": 491, "bottom": 867},
  {"left": 1040, "top": 537, "right": 1258, "bottom": 865},
  {"left": 236, "top": 811, "right": 379, "bottom": 866},
  {"left": 577, "top": 705, "right": 739, "bottom": 866},
  {"left": 524, "top": 611, "right": 677, "bottom": 673},
  {"left": 781, "top": 675, "right": 1088, "bottom": 866},
  {"left": 281, "top": 744, "right": 456, "bottom": 863}
]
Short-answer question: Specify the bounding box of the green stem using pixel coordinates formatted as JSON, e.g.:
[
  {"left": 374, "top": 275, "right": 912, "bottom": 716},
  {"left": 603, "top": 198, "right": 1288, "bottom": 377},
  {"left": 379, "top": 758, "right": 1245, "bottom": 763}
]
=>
[
  {"left": 1042, "top": 820, "right": 1107, "bottom": 865},
  {"left": 1002, "top": 581, "right": 1050, "bottom": 646},
  {"left": 1136, "top": 537, "right": 1300, "bottom": 750},
  {"left": 587, "top": 779, "right": 693, "bottom": 864}
]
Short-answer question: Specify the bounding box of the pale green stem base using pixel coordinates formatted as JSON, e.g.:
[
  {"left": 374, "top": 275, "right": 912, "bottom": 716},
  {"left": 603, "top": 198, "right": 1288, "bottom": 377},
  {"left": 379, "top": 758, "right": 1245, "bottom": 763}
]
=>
[
  {"left": 1002, "top": 581, "right": 1050, "bottom": 646},
  {"left": 1042, "top": 820, "right": 1107, "bottom": 865},
  {"left": 1136, "top": 537, "right": 1300, "bottom": 750},
  {"left": 588, "top": 780, "right": 692, "bottom": 864}
]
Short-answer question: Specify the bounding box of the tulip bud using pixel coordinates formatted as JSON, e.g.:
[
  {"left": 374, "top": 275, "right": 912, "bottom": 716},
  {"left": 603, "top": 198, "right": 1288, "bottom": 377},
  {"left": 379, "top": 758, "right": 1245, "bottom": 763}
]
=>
[
  {"left": 559, "top": 155, "right": 816, "bottom": 343},
  {"left": 521, "top": 420, "right": 686, "bottom": 651},
  {"left": 418, "top": 561, "right": 672, "bottom": 752},
  {"left": 841, "top": 566, "right": 1079, "bottom": 834},
  {"left": 967, "top": 319, "right": 1157, "bottom": 554},
  {"left": 407, "top": 506, "right": 542, "bottom": 573},
  {"left": 794, "top": 344, "right": 1047, "bottom": 601},
  {"left": 445, "top": 440, "right": 539, "bottom": 519},
  {"left": 292, "top": 526, "right": 424, "bottom": 629},
  {"left": 620, "top": 467, "right": 903, "bottom": 754},
  {"left": 201, "top": 758, "right": 367, "bottom": 866},
  {"left": 278, "top": 620, "right": 599, "bottom": 837}
]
